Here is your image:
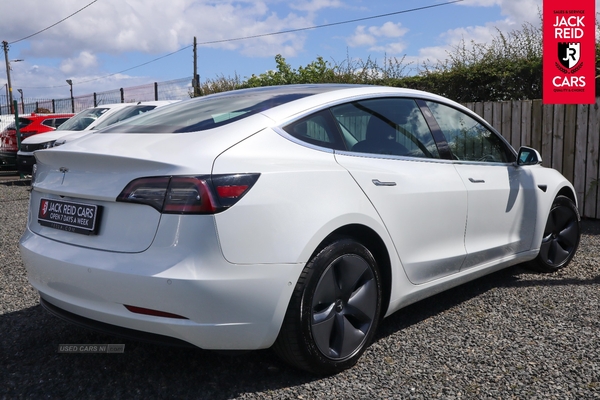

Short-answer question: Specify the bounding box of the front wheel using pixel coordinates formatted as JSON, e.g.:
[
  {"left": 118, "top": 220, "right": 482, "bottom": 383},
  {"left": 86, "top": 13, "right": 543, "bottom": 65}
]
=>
[
  {"left": 527, "top": 195, "right": 580, "bottom": 273},
  {"left": 274, "top": 238, "right": 382, "bottom": 375}
]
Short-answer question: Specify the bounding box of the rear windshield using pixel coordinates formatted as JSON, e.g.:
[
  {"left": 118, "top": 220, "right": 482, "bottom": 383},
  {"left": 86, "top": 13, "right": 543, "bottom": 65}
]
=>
[
  {"left": 57, "top": 107, "right": 110, "bottom": 131},
  {"left": 100, "top": 86, "right": 336, "bottom": 134},
  {"left": 6, "top": 118, "right": 34, "bottom": 130},
  {"left": 92, "top": 105, "right": 157, "bottom": 130}
]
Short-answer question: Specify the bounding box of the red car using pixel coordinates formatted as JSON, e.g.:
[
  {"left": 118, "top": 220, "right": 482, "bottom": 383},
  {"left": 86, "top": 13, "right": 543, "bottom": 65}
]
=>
[{"left": 0, "top": 113, "right": 74, "bottom": 167}]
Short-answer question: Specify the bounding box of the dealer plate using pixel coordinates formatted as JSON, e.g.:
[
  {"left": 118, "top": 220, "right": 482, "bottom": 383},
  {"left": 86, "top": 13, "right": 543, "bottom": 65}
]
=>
[{"left": 38, "top": 198, "right": 101, "bottom": 235}]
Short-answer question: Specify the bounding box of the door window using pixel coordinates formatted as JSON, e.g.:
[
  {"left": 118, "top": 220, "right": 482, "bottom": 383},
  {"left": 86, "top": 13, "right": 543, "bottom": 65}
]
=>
[
  {"left": 425, "top": 101, "right": 515, "bottom": 163},
  {"left": 331, "top": 98, "right": 440, "bottom": 158}
]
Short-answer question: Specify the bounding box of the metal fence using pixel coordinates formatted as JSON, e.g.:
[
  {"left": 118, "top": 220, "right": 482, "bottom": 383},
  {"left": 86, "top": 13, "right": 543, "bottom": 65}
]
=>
[
  {"left": 0, "top": 77, "right": 193, "bottom": 115},
  {"left": 464, "top": 98, "right": 600, "bottom": 220}
]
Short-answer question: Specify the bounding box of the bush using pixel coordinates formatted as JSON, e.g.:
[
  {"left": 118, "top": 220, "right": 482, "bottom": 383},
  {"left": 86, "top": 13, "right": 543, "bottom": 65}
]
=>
[{"left": 194, "top": 22, "right": 599, "bottom": 103}]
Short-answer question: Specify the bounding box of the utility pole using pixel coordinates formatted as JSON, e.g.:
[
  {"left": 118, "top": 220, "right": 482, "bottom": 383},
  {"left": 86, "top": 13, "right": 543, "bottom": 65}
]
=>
[
  {"left": 3, "top": 41, "right": 14, "bottom": 114},
  {"left": 192, "top": 36, "right": 201, "bottom": 97},
  {"left": 66, "top": 79, "right": 74, "bottom": 112}
]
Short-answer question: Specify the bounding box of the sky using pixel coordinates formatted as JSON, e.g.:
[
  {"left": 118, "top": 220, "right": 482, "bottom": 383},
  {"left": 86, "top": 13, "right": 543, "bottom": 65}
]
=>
[{"left": 0, "top": 0, "right": 597, "bottom": 101}]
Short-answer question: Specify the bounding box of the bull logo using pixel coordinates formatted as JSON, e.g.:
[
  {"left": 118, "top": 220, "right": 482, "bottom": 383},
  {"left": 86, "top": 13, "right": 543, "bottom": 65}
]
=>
[{"left": 558, "top": 42, "right": 580, "bottom": 69}]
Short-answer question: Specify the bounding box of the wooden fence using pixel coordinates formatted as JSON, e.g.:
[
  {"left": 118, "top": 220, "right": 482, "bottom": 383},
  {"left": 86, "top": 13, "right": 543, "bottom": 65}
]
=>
[{"left": 463, "top": 98, "right": 600, "bottom": 220}]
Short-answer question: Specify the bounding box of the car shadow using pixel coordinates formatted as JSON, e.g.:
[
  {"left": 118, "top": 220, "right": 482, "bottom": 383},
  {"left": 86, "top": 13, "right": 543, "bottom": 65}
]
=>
[
  {"left": 376, "top": 263, "right": 600, "bottom": 342},
  {"left": 2, "top": 220, "right": 599, "bottom": 397},
  {"left": 3, "top": 262, "right": 599, "bottom": 398}
]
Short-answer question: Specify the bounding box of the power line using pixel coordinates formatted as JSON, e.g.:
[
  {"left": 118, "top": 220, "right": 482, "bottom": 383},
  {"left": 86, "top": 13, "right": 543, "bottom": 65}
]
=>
[
  {"left": 20, "top": 0, "right": 463, "bottom": 88},
  {"left": 198, "top": 0, "right": 464, "bottom": 45},
  {"left": 8, "top": 0, "right": 99, "bottom": 45}
]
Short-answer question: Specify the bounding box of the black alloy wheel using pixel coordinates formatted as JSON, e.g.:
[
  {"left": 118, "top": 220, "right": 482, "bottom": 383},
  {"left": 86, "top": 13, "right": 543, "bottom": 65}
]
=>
[
  {"left": 274, "top": 238, "right": 382, "bottom": 375},
  {"left": 529, "top": 195, "right": 580, "bottom": 272}
]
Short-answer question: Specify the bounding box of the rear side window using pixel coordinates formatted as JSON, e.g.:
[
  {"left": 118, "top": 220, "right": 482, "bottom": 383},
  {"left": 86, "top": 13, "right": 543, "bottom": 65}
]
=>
[
  {"left": 15, "top": 118, "right": 33, "bottom": 130},
  {"left": 53, "top": 118, "right": 71, "bottom": 128},
  {"left": 42, "top": 118, "right": 70, "bottom": 129},
  {"left": 330, "top": 98, "right": 440, "bottom": 158},
  {"left": 282, "top": 110, "right": 346, "bottom": 150}
]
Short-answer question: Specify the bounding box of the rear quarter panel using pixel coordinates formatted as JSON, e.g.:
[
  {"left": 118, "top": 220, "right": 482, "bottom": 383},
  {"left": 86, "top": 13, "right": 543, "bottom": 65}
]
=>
[{"left": 212, "top": 128, "right": 395, "bottom": 266}]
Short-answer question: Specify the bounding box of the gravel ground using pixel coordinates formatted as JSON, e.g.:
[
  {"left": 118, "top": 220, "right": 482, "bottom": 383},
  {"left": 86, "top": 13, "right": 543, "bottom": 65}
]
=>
[{"left": 1, "top": 182, "right": 599, "bottom": 399}]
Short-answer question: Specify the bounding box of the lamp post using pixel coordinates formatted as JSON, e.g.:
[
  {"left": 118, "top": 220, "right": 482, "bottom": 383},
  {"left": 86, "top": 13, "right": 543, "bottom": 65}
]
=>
[
  {"left": 66, "top": 79, "right": 74, "bottom": 113},
  {"left": 17, "top": 88, "right": 24, "bottom": 114}
]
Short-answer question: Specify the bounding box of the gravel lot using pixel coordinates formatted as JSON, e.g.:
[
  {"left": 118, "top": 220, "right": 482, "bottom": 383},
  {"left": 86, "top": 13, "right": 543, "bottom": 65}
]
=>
[{"left": 1, "top": 182, "right": 599, "bottom": 399}]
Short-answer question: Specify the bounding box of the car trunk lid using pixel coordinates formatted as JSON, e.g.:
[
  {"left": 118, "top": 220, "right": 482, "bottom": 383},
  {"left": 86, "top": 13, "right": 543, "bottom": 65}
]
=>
[{"left": 28, "top": 125, "right": 265, "bottom": 253}]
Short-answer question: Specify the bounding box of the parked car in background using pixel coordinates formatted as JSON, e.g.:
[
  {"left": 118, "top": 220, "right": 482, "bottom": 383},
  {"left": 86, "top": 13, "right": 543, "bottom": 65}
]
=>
[
  {"left": 0, "top": 113, "right": 74, "bottom": 167},
  {"left": 0, "top": 115, "right": 16, "bottom": 133},
  {"left": 16, "top": 101, "right": 177, "bottom": 174},
  {"left": 20, "top": 85, "right": 580, "bottom": 375}
]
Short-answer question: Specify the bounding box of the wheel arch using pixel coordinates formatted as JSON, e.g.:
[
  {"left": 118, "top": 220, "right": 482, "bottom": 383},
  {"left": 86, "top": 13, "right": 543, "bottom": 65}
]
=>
[
  {"left": 556, "top": 185, "right": 577, "bottom": 207},
  {"left": 308, "top": 224, "right": 393, "bottom": 317}
]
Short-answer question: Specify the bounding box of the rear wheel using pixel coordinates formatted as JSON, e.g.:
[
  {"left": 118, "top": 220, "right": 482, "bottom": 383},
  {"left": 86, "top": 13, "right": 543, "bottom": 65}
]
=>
[
  {"left": 274, "top": 238, "right": 382, "bottom": 375},
  {"left": 527, "top": 195, "right": 580, "bottom": 273}
]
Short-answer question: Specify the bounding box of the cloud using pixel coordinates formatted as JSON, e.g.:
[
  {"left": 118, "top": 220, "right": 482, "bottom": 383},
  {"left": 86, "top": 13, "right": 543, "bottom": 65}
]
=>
[
  {"left": 60, "top": 51, "right": 99, "bottom": 75},
  {"left": 1, "top": 0, "right": 312, "bottom": 60},
  {"left": 346, "top": 22, "right": 408, "bottom": 54},
  {"left": 290, "top": 0, "right": 343, "bottom": 12},
  {"left": 410, "top": 0, "right": 546, "bottom": 67}
]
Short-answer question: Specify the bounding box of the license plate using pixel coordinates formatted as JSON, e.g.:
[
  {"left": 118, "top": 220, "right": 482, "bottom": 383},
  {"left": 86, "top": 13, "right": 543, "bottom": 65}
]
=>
[{"left": 38, "top": 198, "right": 101, "bottom": 235}]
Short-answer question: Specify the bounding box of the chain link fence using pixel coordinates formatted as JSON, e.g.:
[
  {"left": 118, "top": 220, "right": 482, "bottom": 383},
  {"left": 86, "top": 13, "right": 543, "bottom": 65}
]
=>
[{"left": 0, "top": 77, "right": 193, "bottom": 115}]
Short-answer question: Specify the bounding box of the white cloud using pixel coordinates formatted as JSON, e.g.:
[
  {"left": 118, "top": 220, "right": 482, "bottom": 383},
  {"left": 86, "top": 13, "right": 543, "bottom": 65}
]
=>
[
  {"left": 1, "top": 0, "right": 313, "bottom": 60},
  {"left": 60, "top": 51, "right": 99, "bottom": 75},
  {"left": 290, "top": 0, "right": 343, "bottom": 12},
  {"left": 410, "top": 0, "right": 545, "bottom": 67},
  {"left": 346, "top": 22, "right": 408, "bottom": 54}
]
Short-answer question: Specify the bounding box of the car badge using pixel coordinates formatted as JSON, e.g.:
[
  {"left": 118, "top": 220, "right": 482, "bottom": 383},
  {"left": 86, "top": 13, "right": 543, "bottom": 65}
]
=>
[{"left": 59, "top": 167, "right": 69, "bottom": 185}]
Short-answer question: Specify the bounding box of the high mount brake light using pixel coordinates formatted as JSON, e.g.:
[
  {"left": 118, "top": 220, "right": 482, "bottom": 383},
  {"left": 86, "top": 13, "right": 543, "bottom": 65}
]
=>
[{"left": 117, "top": 174, "right": 260, "bottom": 214}]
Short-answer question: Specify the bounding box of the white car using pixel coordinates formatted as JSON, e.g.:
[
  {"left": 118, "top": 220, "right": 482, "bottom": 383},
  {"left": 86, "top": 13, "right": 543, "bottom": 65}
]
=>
[
  {"left": 20, "top": 85, "right": 580, "bottom": 374},
  {"left": 16, "top": 101, "right": 177, "bottom": 174}
]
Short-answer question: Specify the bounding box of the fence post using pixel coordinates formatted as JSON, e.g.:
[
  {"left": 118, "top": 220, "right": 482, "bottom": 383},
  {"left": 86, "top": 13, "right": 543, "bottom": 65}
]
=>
[
  {"left": 154, "top": 82, "right": 158, "bottom": 101},
  {"left": 120, "top": 88, "right": 124, "bottom": 103},
  {"left": 94, "top": 93, "right": 97, "bottom": 107},
  {"left": 13, "top": 100, "right": 24, "bottom": 179},
  {"left": 52, "top": 99, "right": 55, "bottom": 113}
]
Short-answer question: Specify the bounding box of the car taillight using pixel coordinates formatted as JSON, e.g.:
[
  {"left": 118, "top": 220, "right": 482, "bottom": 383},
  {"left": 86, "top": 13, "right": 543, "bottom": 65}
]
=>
[{"left": 116, "top": 174, "right": 259, "bottom": 214}]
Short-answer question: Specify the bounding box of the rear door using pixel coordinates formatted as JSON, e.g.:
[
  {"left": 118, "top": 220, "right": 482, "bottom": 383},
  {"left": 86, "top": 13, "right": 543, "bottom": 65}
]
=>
[{"left": 330, "top": 97, "right": 469, "bottom": 284}]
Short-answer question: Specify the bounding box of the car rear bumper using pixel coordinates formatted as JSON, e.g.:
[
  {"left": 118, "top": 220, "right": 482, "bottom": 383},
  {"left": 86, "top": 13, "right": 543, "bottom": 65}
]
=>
[
  {"left": 16, "top": 154, "right": 34, "bottom": 174},
  {"left": 0, "top": 151, "right": 16, "bottom": 166},
  {"left": 40, "top": 296, "right": 195, "bottom": 347},
  {"left": 20, "top": 228, "right": 303, "bottom": 350}
]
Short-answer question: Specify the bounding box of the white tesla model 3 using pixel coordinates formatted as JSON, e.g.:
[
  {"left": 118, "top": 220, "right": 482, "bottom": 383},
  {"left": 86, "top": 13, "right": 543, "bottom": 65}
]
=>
[{"left": 20, "top": 85, "right": 580, "bottom": 375}]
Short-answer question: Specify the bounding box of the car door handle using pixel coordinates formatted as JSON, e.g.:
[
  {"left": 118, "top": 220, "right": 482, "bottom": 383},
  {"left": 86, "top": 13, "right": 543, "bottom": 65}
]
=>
[
  {"left": 372, "top": 179, "right": 396, "bottom": 186},
  {"left": 468, "top": 178, "right": 485, "bottom": 183}
]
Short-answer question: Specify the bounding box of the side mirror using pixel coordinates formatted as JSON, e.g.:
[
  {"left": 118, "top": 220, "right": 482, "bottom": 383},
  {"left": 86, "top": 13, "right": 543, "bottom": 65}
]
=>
[{"left": 516, "top": 146, "right": 542, "bottom": 166}]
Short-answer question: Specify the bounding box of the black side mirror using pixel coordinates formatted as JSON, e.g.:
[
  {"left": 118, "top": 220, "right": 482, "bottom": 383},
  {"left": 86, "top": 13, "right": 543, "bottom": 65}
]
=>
[{"left": 516, "top": 146, "right": 542, "bottom": 166}]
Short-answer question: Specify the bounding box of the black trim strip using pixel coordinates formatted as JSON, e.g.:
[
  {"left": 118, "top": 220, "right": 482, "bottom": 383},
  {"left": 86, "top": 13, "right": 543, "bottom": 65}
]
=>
[
  {"left": 415, "top": 99, "right": 453, "bottom": 160},
  {"left": 40, "top": 297, "right": 195, "bottom": 348}
]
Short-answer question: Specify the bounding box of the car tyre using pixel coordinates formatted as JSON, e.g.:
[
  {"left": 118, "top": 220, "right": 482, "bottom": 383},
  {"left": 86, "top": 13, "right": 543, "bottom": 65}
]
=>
[
  {"left": 527, "top": 195, "right": 580, "bottom": 273},
  {"left": 274, "top": 238, "right": 382, "bottom": 375}
]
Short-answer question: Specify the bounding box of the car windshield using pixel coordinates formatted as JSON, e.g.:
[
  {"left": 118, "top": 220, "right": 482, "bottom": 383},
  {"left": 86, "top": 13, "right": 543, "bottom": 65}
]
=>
[
  {"left": 57, "top": 107, "right": 110, "bottom": 131},
  {"left": 92, "top": 105, "right": 157, "bottom": 130},
  {"left": 100, "top": 86, "right": 339, "bottom": 134}
]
